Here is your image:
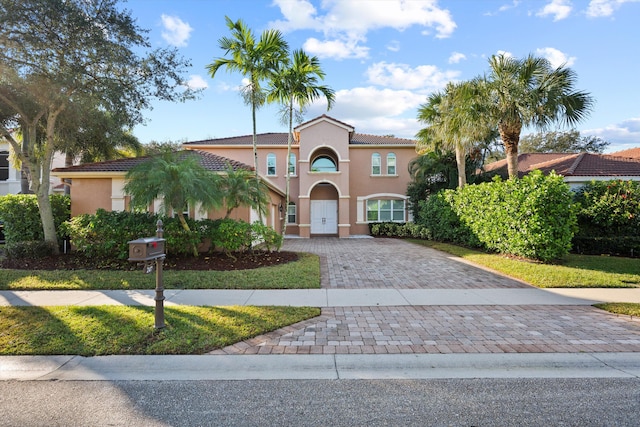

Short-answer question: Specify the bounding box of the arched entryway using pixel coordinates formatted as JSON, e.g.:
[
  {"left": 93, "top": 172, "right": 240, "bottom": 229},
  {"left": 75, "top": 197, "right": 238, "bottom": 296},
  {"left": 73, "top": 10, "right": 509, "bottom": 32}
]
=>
[{"left": 310, "top": 183, "right": 338, "bottom": 235}]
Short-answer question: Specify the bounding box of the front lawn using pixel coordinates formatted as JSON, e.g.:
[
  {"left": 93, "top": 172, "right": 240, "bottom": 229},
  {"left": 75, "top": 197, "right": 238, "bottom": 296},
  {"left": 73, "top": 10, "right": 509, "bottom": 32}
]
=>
[
  {"left": 0, "top": 305, "right": 320, "bottom": 355},
  {"left": 410, "top": 240, "right": 640, "bottom": 288},
  {"left": 0, "top": 252, "right": 320, "bottom": 290}
]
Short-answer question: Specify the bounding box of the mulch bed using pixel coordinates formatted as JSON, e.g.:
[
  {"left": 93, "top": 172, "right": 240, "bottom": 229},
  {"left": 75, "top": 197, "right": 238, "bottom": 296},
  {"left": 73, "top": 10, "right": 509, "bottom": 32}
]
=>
[{"left": 0, "top": 251, "right": 299, "bottom": 271}]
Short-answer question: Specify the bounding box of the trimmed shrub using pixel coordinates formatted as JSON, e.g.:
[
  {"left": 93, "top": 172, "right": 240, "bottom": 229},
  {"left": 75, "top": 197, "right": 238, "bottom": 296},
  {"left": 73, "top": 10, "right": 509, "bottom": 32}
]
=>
[
  {"left": 450, "top": 171, "right": 577, "bottom": 262},
  {"left": 0, "top": 194, "right": 70, "bottom": 244},
  {"left": 61, "top": 209, "right": 158, "bottom": 259},
  {"left": 572, "top": 236, "right": 640, "bottom": 258},
  {"left": 210, "top": 218, "right": 253, "bottom": 254},
  {"left": 415, "top": 171, "right": 577, "bottom": 262},
  {"left": 417, "top": 192, "right": 480, "bottom": 247},
  {"left": 369, "top": 222, "right": 431, "bottom": 239},
  {"left": 251, "top": 221, "right": 283, "bottom": 252},
  {"left": 5, "top": 240, "right": 57, "bottom": 259},
  {"left": 574, "top": 180, "right": 640, "bottom": 237}
]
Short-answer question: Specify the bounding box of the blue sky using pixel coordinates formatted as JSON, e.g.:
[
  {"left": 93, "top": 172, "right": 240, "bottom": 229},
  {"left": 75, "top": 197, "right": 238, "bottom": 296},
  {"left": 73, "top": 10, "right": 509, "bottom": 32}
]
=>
[{"left": 126, "top": 0, "right": 640, "bottom": 153}]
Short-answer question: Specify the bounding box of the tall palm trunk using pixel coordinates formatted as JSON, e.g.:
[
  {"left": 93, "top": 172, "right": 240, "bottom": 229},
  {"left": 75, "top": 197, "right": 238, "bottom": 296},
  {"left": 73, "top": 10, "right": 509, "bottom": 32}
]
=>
[
  {"left": 499, "top": 120, "right": 522, "bottom": 179},
  {"left": 282, "top": 97, "right": 294, "bottom": 237},
  {"left": 455, "top": 145, "right": 467, "bottom": 188}
]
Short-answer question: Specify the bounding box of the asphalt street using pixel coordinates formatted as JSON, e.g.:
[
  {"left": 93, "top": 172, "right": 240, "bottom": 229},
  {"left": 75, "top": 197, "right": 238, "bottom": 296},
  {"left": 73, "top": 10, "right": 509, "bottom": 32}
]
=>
[{"left": 1, "top": 378, "right": 639, "bottom": 426}]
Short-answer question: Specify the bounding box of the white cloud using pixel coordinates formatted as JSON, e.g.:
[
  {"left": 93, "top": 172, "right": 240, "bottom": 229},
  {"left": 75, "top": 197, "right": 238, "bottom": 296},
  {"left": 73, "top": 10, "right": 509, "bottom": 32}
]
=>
[
  {"left": 161, "top": 14, "right": 193, "bottom": 47},
  {"left": 271, "top": 0, "right": 456, "bottom": 60},
  {"left": 448, "top": 52, "right": 467, "bottom": 64},
  {"left": 536, "top": 0, "right": 573, "bottom": 21},
  {"left": 185, "top": 75, "right": 208, "bottom": 90},
  {"left": 585, "top": 0, "right": 640, "bottom": 17},
  {"left": 366, "top": 62, "right": 460, "bottom": 91},
  {"left": 584, "top": 117, "right": 640, "bottom": 149},
  {"left": 305, "top": 86, "right": 426, "bottom": 138},
  {"left": 303, "top": 37, "right": 369, "bottom": 60},
  {"left": 386, "top": 40, "right": 401, "bottom": 52},
  {"left": 535, "top": 47, "right": 576, "bottom": 67},
  {"left": 484, "top": 1, "right": 521, "bottom": 16}
]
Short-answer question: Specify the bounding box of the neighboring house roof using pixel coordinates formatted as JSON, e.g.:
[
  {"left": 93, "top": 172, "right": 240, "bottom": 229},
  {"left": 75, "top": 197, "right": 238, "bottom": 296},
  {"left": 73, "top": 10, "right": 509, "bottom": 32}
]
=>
[
  {"left": 483, "top": 152, "right": 640, "bottom": 179},
  {"left": 51, "top": 150, "right": 253, "bottom": 175},
  {"left": 609, "top": 147, "right": 640, "bottom": 159},
  {"left": 185, "top": 133, "right": 291, "bottom": 146}
]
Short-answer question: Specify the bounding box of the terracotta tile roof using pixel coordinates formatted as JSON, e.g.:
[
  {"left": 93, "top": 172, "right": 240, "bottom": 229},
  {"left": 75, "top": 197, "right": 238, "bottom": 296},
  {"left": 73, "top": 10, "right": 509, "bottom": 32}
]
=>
[
  {"left": 295, "top": 114, "right": 355, "bottom": 131},
  {"left": 483, "top": 152, "right": 640, "bottom": 178},
  {"left": 610, "top": 147, "right": 640, "bottom": 159},
  {"left": 350, "top": 133, "right": 416, "bottom": 146},
  {"left": 184, "top": 133, "right": 290, "bottom": 146},
  {"left": 182, "top": 130, "right": 415, "bottom": 147},
  {"left": 52, "top": 150, "right": 253, "bottom": 174}
]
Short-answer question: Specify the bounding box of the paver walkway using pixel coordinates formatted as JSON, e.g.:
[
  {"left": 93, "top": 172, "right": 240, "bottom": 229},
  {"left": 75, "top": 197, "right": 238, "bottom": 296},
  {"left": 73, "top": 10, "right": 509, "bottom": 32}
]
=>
[{"left": 212, "top": 238, "right": 640, "bottom": 355}]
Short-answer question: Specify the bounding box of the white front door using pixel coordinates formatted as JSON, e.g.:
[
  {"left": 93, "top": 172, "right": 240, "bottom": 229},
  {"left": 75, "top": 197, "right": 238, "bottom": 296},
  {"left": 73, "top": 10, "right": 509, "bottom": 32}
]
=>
[{"left": 310, "top": 200, "right": 338, "bottom": 234}]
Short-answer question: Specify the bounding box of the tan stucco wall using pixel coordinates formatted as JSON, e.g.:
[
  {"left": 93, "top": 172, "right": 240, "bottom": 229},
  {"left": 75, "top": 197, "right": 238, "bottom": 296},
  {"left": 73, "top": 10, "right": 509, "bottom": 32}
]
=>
[{"left": 70, "top": 178, "right": 112, "bottom": 217}]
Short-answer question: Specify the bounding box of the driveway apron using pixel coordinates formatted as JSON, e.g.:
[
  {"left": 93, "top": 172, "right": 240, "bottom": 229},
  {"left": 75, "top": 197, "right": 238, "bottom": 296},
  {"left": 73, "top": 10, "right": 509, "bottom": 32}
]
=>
[{"left": 212, "top": 238, "right": 640, "bottom": 355}]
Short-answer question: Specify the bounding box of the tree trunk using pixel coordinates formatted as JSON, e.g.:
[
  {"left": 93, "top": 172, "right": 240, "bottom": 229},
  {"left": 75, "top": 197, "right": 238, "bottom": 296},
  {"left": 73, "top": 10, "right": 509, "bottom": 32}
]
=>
[
  {"left": 251, "top": 96, "right": 263, "bottom": 224},
  {"left": 498, "top": 120, "right": 522, "bottom": 179},
  {"left": 20, "top": 124, "right": 34, "bottom": 194},
  {"left": 282, "top": 98, "right": 293, "bottom": 237},
  {"left": 177, "top": 212, "right": 199, "bottom": 257},
  {"left": 455, "top": 145, "right": 467, "bottom": 188}
]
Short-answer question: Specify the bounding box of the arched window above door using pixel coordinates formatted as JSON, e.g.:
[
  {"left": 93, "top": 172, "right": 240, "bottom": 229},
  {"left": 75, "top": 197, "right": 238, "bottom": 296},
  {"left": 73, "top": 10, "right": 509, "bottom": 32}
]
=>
[{"left": 311, "top": 155, "right": 337, "bottom": 172}]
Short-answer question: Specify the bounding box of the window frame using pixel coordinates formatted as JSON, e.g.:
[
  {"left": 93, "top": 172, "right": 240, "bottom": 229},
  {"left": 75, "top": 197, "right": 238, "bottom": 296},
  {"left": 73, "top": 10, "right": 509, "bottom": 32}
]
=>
[
  {"left": 371, "top": 153, "right": 381, "bottom": 176},
  {"left": 0, "top": 151, "right": 9, "bottom": 181},
  {"left": 288, "top": 153, "right": 296, "bottom": 176},
  {"left": 286, "top": 203, "right": 296, "bottom": 224},
  {"left": 387, "top": 153, "right": 396, "bottom": 176},
  {"left": 366, "top": 199, "right": 405, "bottom": 223},
  {"left": 266, "top": 153, "right": 277, "bottom": 176},
  {"left": 311, "top": 155, "right": 337, "bottom": 172}
]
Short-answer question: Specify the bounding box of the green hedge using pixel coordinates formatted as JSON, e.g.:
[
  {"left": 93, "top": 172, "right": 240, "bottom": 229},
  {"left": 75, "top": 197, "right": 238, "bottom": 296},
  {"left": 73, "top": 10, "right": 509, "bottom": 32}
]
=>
[
  {"left": 0, "top": 194, "right": 70, "bottom": 244},
  {"left": 572, "top": 236, "right": 640, "bottom": 258},
  {"left": 368, "top": 222, "right": 431, "bottom": 239},
  {"left": 574, "top": 180, "right": 640, "bottom": 237},
  {"left": 62, "top": 209, "right": 281, "bottom": 260},
  {"left": 416, "top": 171, "right": 577, "bottom": 262}
]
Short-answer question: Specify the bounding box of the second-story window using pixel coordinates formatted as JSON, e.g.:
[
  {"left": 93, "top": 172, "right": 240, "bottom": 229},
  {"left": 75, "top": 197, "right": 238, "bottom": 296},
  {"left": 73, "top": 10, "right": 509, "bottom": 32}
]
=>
[
  {"left": 288, "top": 153, "right": 296, "bottom": 176},
  {"left": 387, "top": 153, "right": 396, "bottom": 175},
  {"left": 371, "top": 153, "right": 381, "bottom": 175},
  {"left": 266, "top": 153, "right": 276, "bottom": 176}
]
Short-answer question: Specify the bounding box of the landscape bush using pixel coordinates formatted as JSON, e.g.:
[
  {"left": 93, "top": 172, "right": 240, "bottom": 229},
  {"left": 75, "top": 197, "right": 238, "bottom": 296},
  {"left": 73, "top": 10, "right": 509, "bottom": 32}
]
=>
[
  {"left": 369, "top": 222, "right": 431, "bottom": 239},
  {"left": 0, "top": 194, "right": 70, "bottom": 244},
  {"left": 572, "top": 180, "right": 640, "bottom": 256},
  {"left": 414, "top": 171, "right": 577, "bottom": 262},
  {"left": 62, "top": 210, "right": 281, "bottom": 260}
]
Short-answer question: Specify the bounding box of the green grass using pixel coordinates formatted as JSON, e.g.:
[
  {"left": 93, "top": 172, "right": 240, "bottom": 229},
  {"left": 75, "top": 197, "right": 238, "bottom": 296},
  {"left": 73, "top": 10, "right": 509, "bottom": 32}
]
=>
[
  {"left": 409, "top": 239, "right": 640, "bottom": 288},
  {"left": 0, "top": 305, "right": 320, "bottom": 355},
  {"left": 594, "top": 303, "right": 640, "bottom": 317},
  {"left": 0, "top": 252, "right": 320, "bottom": 291}
]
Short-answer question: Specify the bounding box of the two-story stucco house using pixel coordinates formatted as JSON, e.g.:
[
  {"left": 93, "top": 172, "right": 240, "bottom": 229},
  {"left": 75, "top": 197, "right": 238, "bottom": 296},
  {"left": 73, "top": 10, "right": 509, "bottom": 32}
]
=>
[{"left": 52, "top": 115, "right": 418, "bottom": 238}]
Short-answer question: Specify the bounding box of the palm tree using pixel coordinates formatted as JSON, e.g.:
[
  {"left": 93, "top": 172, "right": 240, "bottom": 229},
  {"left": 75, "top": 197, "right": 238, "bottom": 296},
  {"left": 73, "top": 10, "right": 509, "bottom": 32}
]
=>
[
  {"left": 485, "top": 53, "right": 594, "bottom": 178},
  {"left": 416, "top": 79, "right": 494, "bottom": 188},
  {"left": 124, "top": 151, "right": 223, "bottom": 257},
  {"left": 219, "top": 162, "right": 269, "bottom": 219},
  {"left": 206, "top": 16, "right": 289, "bottom": 178},
  {"left": 267, "top": 49, "right": 335, "bottom": 234}
]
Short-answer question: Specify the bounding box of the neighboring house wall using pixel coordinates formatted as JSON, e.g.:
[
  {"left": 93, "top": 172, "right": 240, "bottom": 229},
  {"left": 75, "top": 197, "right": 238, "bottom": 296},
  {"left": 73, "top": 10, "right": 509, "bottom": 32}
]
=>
[
  {"left": 0, "top": 141, "right": 67, "bottom": 195},
  {"left": 0, "top": 142, "right": 21, "bottom": 196}
]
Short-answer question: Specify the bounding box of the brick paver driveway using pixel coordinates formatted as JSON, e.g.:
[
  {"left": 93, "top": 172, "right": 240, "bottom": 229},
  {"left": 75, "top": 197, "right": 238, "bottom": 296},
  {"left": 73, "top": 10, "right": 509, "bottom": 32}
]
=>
[{"left": 213, "top": 238, "right": 640, "bottom": 355}]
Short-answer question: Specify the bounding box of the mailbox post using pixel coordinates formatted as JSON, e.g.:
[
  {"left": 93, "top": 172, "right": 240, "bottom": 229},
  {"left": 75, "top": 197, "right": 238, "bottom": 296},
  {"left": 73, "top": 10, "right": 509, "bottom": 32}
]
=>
[{"left": 128, "top": 220, "right": 167, "bottom": 329}]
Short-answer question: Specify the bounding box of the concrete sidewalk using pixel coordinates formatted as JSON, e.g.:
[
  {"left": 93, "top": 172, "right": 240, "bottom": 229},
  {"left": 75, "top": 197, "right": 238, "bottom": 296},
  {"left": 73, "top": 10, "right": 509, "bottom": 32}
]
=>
[
  {"left": 2, "top": 353, "right": 640, "bottom": 381},
  {"left": 2, "top": 287, "right": 640, "bottom": 308}
]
